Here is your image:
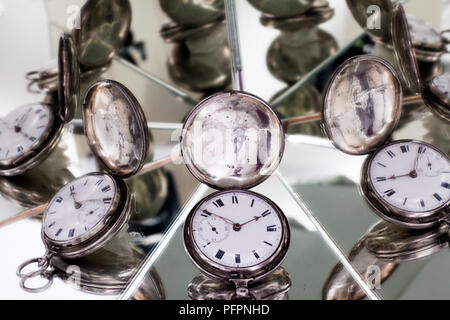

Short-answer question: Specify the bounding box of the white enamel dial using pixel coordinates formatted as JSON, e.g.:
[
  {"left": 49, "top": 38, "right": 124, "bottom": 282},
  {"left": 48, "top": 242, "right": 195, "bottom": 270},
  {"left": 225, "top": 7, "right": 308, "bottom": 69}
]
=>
[
  {"left": 0, "top": 104, "right": 53, "bottom": 165},
  {"left": 369, "top": 141, "right": 450, "bottom": 213},
  {"left": 191, "top": 191, "right": 284, "bottom": 268},
  {"left": 43, "top": 173, "right": 118, "bottom": 242}
]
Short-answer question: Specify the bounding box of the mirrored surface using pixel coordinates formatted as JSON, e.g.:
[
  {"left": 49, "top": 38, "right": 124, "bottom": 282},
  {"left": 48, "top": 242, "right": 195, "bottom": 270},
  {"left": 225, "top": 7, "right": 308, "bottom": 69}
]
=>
[{"left": 0, "top": 0, "right": 449, "bottom": 300}]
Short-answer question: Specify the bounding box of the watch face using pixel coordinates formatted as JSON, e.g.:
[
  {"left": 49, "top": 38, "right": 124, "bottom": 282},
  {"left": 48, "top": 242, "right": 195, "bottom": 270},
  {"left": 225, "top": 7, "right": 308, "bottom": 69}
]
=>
[
  {"left": 189, "top": 190, "right": 286, "bottom": 268},
  {"left": 43, "top": 173, "right": 119, "bottom": 243},
  {"left": 368, "top": 141, "right": 450, "bottom": 213},
  {"left": 0, "top": 104, "right": 53, "bottom": 166}
]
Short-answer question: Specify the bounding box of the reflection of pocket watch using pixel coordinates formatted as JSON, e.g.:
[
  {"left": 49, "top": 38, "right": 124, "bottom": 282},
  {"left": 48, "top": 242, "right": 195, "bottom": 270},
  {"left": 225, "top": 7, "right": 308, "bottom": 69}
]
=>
[
  {"left": 321, "top": 54, "right": 449, "bottom": 228},
  {"left": 17, "top": 79, "right": 150, "bottom": 292},
  {"left": 390, "top": 5, "right": 450, "bottom": 122},
  {"left": 180, "top": 91, "right": 289, "bottom": 298},
  {"left": 346, "top": 0, "right": 450, "bottom": 62},
  {"left": 188, "top": 267, "right": 291, "bottom": 300},
  {"left": 51, "top": 248, "right": 165, "bottom": 299},
  {"left": 27, "top": 0, "right": 131, "bottom": 93},
  {"left": 0, "top": 34, "right": 79, "bottom": 176}
]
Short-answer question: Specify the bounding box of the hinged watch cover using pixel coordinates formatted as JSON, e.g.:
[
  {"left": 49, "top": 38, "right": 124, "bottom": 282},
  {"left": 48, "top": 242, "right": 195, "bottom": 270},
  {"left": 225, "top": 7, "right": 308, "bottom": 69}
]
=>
[{"left": 83, "top": 79, "right": 150, "bottom": 178}]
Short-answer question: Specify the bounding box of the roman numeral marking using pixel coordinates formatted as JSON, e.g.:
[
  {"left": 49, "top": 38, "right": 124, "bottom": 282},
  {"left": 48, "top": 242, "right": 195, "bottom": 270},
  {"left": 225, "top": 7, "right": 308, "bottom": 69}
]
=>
[
  {"left": 203, "top": 242, "right": 211, "bottom": 248},
  {"left": 68, "top": 229, "right": 75, "bottom": 238},
  {"left": 55, "top": 196, "right": 63, "bottom": 203},
  {"left": 101, "top": 185, "right": 111, "bottom": 193},
  {"left": 264, "top": 241, "right": 273, "bottom": 246},
  {"left": 201, "top": 210, "right": 212, "bottom": 217},
  {"left": 386, "top": 150, "right": 396, "bottom": 158},
  {"left": 261, "top": 210, "right": 271, "bottom": 217},
  {"left": 212, "top": 199, "right": 224, "bottom": 208},
  {"left": 384, "top": 189, "right": 396, "bottom": 197},
  {"left": 418, "top": 146, "right": 427, "bottom": 154},
  {"left": 442, "top": 182, "right": 450, "bottom": 189},
  {"left": 250, "top": 199, "right": 255, "bottom": 207},
  {"left": 55, "top": 228, "right": 63, "bottom": 237},
  {"left": 267, "top": 225, "right": 277, "bottom": 232},
  {"left": 400, "top": 145, "right": 410, "bottom": 153},
  {"left": 48, "top": 222, "right": 55, "bottom": 228},
  {"left": 232, "top": 195, "right": 238, "bottom": 204},
  {"left": 433, "top": 193, "right": 442, "bottom": 201},
  {"left": 377, "top": 162, "right": 387, "bottom": 168},
  {"left": 29, "top": 137, "right": 36, "bottom": 142},
  {"left": 376, "top": 177, "right": 386, "bottom": 182},
  {"left": 403, "top": 198, "right": 408, "bottom": 206},
  {"left": 70, "top": 185, "right": 75, "bottom": 193},
  {"left": 420, "top": 200, "right": 425, "bottom": 207},
  {"left": 17, "top": 146, "right": 23, "bottom": 153},
  {"left": 47, "top": 211, "right": 56, "bottom": 215},
  {"left": 252, "top": 251, "right": 260, "bottom": 259},
  {"left": 95, "top": 179, "right": 104, "bottom": 186},
  {"left": 215, "top": 250, "right": 225, "bottom": 260},
  {"left": 83, "top": 179, "right": 88, "bottom": 186},
  {"left": 103, "top": 198, "right": 112, "bottom": 204},
  {"left": 37, "top": 125, "right": 45, "bottom": 129},
  {"left": 35, "top": 109, "right": 42, "bottom": 114},
  {"left": 235, "top": 254, "right": 241, "bottom": 264}
]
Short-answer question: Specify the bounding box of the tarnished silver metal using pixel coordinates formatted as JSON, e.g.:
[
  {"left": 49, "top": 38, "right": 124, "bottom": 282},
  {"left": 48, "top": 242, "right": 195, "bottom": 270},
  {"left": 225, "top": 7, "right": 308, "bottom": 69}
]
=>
[
  {"left": 360, "top": 140, "right": 450, "bottom": 229},
  {"left": 347, "top": 1, "right": 448, "bottom": 62},
  {"left": 184, "top": 190, "right": 290, "bottom": 294},
  {"left": 248, "top": 0, "right": 318, "bottom": 18},
  {"left": 72, "top": 0, "right": 131, "bottom": 68},
  {"left": 51, "top": 249, "right": 165, "bottom": 298},
  {"left": 159, "top": 0, "right": 224, "bottom": 27},
  {"left": 365, "top": 220, "right": 449, "bottom": 263},
  {"left": 346, "top": 0, "right": 393, "bottom": 44},
  {"left": 58, "top": 33, "right": 80, "bottom": 124},
  {"left": 322, "top": 236, "right": 397, "bottom": 300},
  {"left": 391, "top": 5, "right": 422, "bottom": 95},
  {"left": 18, "top": 80, "right": 151, "bottom": 293},
  {"left": 0, "top": 34, "right": 80, "bottom": 176},
  {"left": 259, "top": 1, "right": 334, "bottom": 30},
  {"left": 181, "top": 91, "right": 285, "bottom": 189},
  {"left": 83, "top": 80, "right": 151, "bottom": 178},
  {"left": 322, "top": 55, "right": 402, "bottom": 155},
  {"left": 391, "top": 4, "right": 450, "bottom": 122},
  {"left": 188, "top": 267, "right": 291, "bottom": 300},
  {"left": 407, "top": 14, "right": 447, "bottom": 62},
  {"left": 422, "top": 74, "right": 450, "bottom": 122}
]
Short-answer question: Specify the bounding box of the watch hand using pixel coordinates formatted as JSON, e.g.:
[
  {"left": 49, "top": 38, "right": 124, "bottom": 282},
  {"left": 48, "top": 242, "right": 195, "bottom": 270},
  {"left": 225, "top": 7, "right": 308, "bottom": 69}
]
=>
[
  {"left": 202, "top": 209, "right": 236, "bottom": 226},
  {"left": 70, "top": 191, "right": 82, "bottom": 209},
  {"left": 239, "top": 216, "right": 262, "bottom": 227},
  {"left": 207, "top": 221, "right": 219, "bottom": 234}
]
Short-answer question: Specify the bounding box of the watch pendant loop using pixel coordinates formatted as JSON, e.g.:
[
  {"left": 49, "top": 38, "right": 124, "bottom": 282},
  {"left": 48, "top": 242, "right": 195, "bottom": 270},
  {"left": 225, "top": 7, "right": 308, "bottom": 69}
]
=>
[
  {"left": 440, "top": 29, "right": 450, "bottom": 49},
  {"left": 19, "top": 273, "right": 54, "bottom": 294},
  {"left": 17, "top": 252, "right": 53, "bottom": 279}
]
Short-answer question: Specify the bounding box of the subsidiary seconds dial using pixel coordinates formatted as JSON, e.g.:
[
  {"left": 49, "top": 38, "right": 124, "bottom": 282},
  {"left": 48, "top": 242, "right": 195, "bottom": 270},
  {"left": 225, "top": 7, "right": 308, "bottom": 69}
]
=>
[
  {"left": 368, "top": 141, "right": 450, "bottom": 213},
  {"left": 190, "top": 191, "right": 284, "bottom": 268}
]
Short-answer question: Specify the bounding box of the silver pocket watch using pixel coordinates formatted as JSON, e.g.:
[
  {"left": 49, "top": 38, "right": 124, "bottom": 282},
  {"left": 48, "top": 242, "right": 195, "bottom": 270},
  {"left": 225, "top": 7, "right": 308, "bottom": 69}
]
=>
[
  {"left": 321, "top": 54, "right": 450, "bottom": 229},
  {"left": 180, "top": 91, "right": 290, "bottom": 298},
  {"left": 390, "top": 4, "right": 450, "bottom": 122},
  {"left": 346, "top": 0, "right": 450, "bottom": 62},
  {"left": 27, "top": 0, "right": 131, "bottom": 93},
  {"left": 0, "top": 33, "right": 79, "bottom": 177},
  {"left": 17, "top": 79, "right": 150, "bottom": 292}
]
